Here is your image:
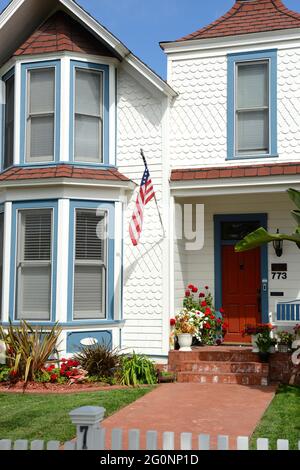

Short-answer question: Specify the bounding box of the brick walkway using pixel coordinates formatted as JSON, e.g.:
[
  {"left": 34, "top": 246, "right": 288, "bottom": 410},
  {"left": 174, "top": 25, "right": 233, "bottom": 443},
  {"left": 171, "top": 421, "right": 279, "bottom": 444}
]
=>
[{"left": 101, "top": 383, "right": 276, "bottom": 449}]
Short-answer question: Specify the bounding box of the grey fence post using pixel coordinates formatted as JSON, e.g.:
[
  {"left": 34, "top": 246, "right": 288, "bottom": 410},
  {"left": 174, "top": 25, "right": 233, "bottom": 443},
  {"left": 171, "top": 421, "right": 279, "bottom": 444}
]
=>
[{"left": 69, "top": 406, "right": 105, "bottom": 450}]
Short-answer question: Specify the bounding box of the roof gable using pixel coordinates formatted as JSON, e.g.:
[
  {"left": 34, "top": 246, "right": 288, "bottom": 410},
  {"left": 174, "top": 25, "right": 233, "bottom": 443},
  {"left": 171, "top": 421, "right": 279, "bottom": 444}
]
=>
[
  {"left": 14, "top": 11, "right": 115, "bottom": 57},
  {"left": 176, "top": 0, "right": 300, "bottom": 42}
]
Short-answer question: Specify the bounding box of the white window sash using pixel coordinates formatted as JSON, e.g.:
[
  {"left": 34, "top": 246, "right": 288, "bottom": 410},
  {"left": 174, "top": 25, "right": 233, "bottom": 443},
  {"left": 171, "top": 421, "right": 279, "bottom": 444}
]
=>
[
  {"left": 26, "top": 68, "right": 55, "bottom": 162},
  {"left": 234, "top": 59, "right": 270, "bottom": 156}
]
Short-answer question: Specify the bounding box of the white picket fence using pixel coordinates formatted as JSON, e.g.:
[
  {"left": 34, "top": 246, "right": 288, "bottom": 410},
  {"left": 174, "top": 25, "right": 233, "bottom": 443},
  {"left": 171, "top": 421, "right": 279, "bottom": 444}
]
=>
[{"left": 0, "top": 406, "right": 299, "bottom": 451}]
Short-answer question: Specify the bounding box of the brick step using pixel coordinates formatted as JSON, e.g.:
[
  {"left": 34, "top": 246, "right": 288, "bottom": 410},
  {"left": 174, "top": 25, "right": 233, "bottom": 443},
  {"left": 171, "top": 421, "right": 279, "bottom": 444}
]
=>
[
  {"left": 169, "top": 350, "right": 260, "bottom": 363},
  {"left": 176, "top": 372, "right": 269, "bottom": 386},
  {"left": 170, "top": 361, "right": 269, "bottom": 375}
]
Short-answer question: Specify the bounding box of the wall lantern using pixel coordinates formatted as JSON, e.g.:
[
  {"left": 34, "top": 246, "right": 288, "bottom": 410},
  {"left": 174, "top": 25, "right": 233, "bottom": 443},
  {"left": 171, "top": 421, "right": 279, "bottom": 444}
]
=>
[{"left": 273, "top": 229, "right": 283, "bottom": 257}]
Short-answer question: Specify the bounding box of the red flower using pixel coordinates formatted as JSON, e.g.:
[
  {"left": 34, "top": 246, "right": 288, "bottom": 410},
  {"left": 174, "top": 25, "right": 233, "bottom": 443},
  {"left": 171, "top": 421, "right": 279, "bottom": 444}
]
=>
[
  {"left": 185, "top": 290, "right": 191, "bottom": 297},
  {"left": 9, "top": 369, "right": 17, "bottom": 376},
  {"left": 205, "top": 307, "right": 211, "bottom": 315},
  {"left": 217, "top": 318, "right": 222, "bottom": 324},
  {"left": 201, "top": 301, "right": 207, "bottom": 307},
  {"left": 210, "top": 314, "right": 215, "bottom": 320},
  {"left": 187, "top": 284, "right": 194, "bottom": 290},
  {"left": 223, "top": 322, "right": 229, "bottom": 330},
  {"left": 191, "top": 286, "right": 198, "bottom": 293},
  {"left": 170, "top": 318, "right": 176, "bottom": 326},
  {"left": 50, "top": 374, "right": 58, "bottom": 382},
  {"left": 205, "top": 286, "right": 209, "bottom": 290},
  {"left": 199, "top": 292, "right": 205, "bottom": 298},
  {"left": 219, "top": 307, "right": 225, "bottom": 314},
  {"left": 60, "top": 358, "right": 67, "bottom": 363},
  {"left": 204, "top": 323, "right": 211, "bottom": 329}
]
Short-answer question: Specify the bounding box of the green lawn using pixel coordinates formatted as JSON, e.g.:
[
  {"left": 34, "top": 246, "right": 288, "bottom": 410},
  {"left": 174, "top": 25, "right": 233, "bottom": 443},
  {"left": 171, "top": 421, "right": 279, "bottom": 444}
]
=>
[
  {"left": 0, "top": 387, "right": 153, "bottom": 442},
  {"left": 251, "top": 385, "right": 300, "bottom": 450}
]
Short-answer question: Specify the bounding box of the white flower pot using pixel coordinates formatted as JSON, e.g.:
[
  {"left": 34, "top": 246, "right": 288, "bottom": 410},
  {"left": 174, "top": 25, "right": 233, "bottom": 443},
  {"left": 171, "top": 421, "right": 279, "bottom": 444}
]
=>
[
  {"left": 251, "top": 334, "right": 259, "bottom": 353},
  {"left": 177, "top": 334, "right": 193, "bottom": 351}
]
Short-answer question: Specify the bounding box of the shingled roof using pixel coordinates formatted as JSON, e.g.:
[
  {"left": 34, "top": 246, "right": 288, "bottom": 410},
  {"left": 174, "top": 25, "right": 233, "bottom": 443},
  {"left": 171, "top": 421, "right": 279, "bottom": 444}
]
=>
[
  {"left": 0, "top": 165, "right": 131, "bottom": 183},
  {"left": 176, "top": 0, "right": 300, "bottom": 42}
]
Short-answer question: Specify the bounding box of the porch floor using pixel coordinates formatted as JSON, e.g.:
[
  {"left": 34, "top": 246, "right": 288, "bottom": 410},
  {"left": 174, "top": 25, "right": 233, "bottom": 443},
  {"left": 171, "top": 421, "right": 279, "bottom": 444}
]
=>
[{"left": 101, "top": 383, "right": 277, "bottom": 449}]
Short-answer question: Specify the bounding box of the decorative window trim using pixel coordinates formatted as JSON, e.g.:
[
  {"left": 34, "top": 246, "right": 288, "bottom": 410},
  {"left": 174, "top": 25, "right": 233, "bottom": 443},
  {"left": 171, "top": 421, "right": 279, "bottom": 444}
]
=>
[
  {"left": 20, "top": 60, "right": 61, "bottom": 165},
  {"left": 1, "top": 67, "right": 15, "bottom": 172},
  {"left": 9, "top": 200, "right": 58, "bottom": 323},
  {"left": 227, "top": 49, "right": 277, "bottom": 160},
  {"left": 67, "top": 200, "right": 115, "bottom": 324},
  {"left": 69, "top": 60, "right": 110, "bottom": 165}
]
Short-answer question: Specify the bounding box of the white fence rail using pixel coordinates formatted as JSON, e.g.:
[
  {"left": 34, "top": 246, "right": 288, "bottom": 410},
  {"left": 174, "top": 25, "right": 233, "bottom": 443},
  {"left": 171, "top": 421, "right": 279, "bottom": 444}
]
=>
[{"left": 0, "top": 406, "right": 299, "bottom": 451}]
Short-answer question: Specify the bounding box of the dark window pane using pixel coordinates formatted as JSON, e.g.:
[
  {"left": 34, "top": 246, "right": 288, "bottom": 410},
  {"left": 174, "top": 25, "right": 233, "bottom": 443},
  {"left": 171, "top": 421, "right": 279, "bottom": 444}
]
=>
[{"left": 221, "top": 221, "right": 260, "bottom": 241}]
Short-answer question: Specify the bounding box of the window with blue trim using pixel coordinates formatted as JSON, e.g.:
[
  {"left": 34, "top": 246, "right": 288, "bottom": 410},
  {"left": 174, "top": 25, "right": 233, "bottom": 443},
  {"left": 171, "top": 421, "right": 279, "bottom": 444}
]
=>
[
  {"left": 3, "top": 69, "right": 15, "bottom": 170},
  {"left": 70, "top": 61, "right": 109, "bottom": 165},
  {"left": 227, "top": 50, "right": 277, "bottom": 160},
  {"left": 20, "top": 61, "right": 61, "bottom": 164},
  {"left": 68, "top": 201, "right": 115, "bottom": 322},
  {"left": 10, "top": 201, "right": 58, "bottom": 322}
]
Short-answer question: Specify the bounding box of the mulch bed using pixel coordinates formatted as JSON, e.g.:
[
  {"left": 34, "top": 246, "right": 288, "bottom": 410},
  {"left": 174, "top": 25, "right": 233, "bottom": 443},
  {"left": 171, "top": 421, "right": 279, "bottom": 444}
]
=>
[{"left": 0, "top": 381, "right": 131, "bottom": 394}]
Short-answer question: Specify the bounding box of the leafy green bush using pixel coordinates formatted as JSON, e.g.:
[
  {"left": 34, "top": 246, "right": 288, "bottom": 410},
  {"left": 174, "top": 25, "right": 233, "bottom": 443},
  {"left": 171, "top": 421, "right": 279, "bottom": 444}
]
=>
[
  {"left": 0, "top": 321, "right": 62, "bottom": 384},
  {"left": 119, "top": 352, "right": 157, "bottom": 386},
  {"left": 74, "top": 344, "right": 120, "bottom": 378},
  {"left": 0, "top": 365, "right": 11, "bottom": 383}
]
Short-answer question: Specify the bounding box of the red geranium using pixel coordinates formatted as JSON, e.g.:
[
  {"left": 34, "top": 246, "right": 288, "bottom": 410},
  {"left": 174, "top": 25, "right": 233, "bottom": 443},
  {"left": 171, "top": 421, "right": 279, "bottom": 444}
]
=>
[
  {"left": 205, "top": 286, "right": 209, "bottom": 290},
  {"left": 219, "top": 307, "right": 225, "bottom": 314},
  {"left": 204, "top": 323, "right": 211, "bottom": 329},
  {"left": 170, "top": 318, "right": 176, "bottom": 326},
  {"left": 199, "top": 292, "right": 205, "bottom": 298},
  {"left": 185, "top": 290, "right": 191, "bottom": 297},
  {"left": 191, "top": 286, "right": 198, "bottom": 293},
  {"left": 187, "top": 284, "right": 194, "bottom": 290},
  {"left": 201, "top": 301, "right": 207, "bottom": 307},
  {"left": 50, "top": 374, "right": 58, "bottom": 382}
]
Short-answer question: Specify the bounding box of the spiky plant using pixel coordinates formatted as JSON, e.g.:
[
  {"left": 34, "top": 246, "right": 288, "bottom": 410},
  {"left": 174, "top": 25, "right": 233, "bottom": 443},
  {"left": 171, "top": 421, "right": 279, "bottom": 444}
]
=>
[{"left": 74, "top": 343, "right": 120, "bottom": 378}]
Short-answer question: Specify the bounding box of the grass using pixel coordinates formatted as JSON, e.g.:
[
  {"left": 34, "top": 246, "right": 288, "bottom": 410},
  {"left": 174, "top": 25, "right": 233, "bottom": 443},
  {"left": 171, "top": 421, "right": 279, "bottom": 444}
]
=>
[
  {"left": 250, "top": 385, "right": 300, "bottom": 450},
  {"left": 0, "top": 387, "right": 153, "bottom": 442}
]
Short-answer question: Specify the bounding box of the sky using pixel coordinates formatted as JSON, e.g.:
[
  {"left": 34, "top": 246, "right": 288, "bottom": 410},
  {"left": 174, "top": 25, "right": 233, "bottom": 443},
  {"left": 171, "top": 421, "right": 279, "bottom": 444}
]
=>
[{"left": 0, "top": 0, "right": 299, "bottom": 78}]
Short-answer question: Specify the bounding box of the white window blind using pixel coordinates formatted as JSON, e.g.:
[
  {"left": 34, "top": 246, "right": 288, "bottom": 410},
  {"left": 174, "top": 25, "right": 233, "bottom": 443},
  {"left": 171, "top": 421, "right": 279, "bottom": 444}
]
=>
[
  {"left": 4, "top": 75, "right": 14, "bottom": 169},
  {"left": 73, "top": 209, "right": 106, "bottom": 320},
  {"left": 26, "top": 68, "right": 55, "bottom": 162},
  {"left": 74, "top": 69, "right": 103, "bottom": 163},
  {"left": 236, "top": 61, "right": 269, "bottom": 156},
  {"left": 16, "top": 209, "right": 52, "bottom": 320}
]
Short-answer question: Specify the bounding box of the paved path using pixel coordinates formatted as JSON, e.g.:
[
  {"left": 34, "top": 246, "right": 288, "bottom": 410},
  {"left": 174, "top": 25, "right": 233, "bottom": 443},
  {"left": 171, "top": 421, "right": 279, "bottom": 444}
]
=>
[{"left": 101, "top": 383, "right": 276, "bottom": 449}]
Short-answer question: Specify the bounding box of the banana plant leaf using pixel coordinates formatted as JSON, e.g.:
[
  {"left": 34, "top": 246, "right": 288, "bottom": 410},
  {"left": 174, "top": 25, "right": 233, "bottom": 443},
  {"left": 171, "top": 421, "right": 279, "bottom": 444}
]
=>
[{"left": 235, "top": 227, "right": 300, "bottom": 252}]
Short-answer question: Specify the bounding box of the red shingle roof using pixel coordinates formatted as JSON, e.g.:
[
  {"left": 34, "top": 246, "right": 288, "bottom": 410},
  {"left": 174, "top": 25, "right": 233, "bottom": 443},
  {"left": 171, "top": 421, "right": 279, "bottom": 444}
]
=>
[
  {"left": 14, "top": 11, "right": 115, "bottom": 57},
  {"left": 0, "top": 165, "right": 131, "bottom": 183},
  {"left": 176, "top": 0, "right": 300, "bottom": 42},
  {"left": 171, "top": 162, "right": 300, "bottom": 181}
]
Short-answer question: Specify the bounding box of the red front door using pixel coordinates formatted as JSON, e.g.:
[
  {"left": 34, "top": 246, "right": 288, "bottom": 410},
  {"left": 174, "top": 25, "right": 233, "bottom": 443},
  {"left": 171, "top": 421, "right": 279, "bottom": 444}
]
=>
[{"left": 221, "top": 245, "right": 261, "bottom": 343}]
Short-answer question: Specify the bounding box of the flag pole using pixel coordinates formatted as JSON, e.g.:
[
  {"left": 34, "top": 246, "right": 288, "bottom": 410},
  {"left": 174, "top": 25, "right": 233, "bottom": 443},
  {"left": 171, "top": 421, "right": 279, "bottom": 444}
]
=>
[{"left": 140, "top": 149, "right": 166, "bottom": 239}]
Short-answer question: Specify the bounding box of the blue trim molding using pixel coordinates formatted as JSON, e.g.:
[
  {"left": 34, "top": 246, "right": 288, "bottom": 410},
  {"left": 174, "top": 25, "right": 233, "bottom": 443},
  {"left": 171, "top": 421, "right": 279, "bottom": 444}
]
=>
[
  {"left": 214, "top": 213, "right": 269, "bottom": 323},
  {"left": 69, "top": 60, "right": 110, "bottom": 165},
  {"left": 1, "top": 67, "right": 15, "bottom": 172},
  {"left": 67, "top": 200, "right": 115, "bottom": 324},
  {"left": 20, "top": 60, "right": 61, "bottom": 165},
  {"left": 9, "top": 200, "right": 58, "bottom": 323},
  {"left": 227, "top": 49, "right": 277, "bottom": 160}
]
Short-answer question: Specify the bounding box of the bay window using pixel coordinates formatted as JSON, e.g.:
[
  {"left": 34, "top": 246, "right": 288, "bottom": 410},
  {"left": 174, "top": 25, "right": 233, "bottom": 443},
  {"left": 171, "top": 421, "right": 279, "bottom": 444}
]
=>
[
  {"left": 16, "top": 209, "right": 53, "bottom": 320},
  {"left": 73, "top": 209, "right": 106, "bottom": 319}
]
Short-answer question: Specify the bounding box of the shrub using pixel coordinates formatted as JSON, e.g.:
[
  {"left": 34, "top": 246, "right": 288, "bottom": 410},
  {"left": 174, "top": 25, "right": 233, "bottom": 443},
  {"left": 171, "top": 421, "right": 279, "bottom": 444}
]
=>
[
  {"left": 119, "top": 352, "right": 157, "bottom": 386},
  {"left": 0, "top": 321, "right": 62, "bottom": 384},
  {"left": 74, "top": 344, "right": 120, "bottom": 378},
  {"left": 0, "top": 365, "right": 11, "bottom": 383}
]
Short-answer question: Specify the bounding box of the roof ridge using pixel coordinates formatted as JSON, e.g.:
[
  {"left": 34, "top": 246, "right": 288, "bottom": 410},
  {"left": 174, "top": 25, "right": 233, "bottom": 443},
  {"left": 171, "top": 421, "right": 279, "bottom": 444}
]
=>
[{"left": 272, "top": 0, "right": 300, "bottom": 22}]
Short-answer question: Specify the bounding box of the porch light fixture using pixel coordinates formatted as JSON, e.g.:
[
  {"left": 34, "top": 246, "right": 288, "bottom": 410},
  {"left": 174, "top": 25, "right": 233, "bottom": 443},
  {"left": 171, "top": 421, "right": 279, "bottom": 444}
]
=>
[{"left": 273, "top": 229, "right": 283, "bottom": 257}]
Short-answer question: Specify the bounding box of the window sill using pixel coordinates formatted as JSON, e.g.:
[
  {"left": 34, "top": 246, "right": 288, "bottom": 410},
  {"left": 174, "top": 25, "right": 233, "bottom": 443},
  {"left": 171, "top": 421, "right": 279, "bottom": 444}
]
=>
[
  {"left": 12, "top": 162, "right": 116, "bottom": 169},
  {"left": 226, "top": 154, "right": 279, "bottom": 161},
  {"left": 1, "top": 320, "right": 125, "bottom": 328}
]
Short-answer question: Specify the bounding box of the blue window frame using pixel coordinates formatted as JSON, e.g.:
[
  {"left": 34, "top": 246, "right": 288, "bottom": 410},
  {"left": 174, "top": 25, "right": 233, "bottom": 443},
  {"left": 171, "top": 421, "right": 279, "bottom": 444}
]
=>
[
  {"left": 227, "top": 50, "right": 277, "bottom": 160},
  {"left": 1, "top": 67, "right": 15, "bottom": 172},
  {"left": 9, "top": 200, "right": 58, "bottom": 323},
  {"left": 67, "top": 200, "right": 115, "bottom": 324},
  {"left": 214, "top": 213, "right": 269, "bottom": 323},
  {"left": 69, "top": 61, "right": 110, "bottom": 166},
  {"left": 20, "top": 60, "right": 61, "bottom": 165}
]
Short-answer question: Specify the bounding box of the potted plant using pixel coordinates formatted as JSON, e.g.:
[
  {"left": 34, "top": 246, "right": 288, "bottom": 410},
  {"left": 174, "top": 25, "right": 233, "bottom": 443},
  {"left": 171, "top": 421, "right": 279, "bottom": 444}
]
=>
[
  {"left": 277, "top": 331, "right": 294, "bottom": 352},
  {"left": 243, "top": 324, "right": 274, "bottom": 353},
  {"left": 243, "top": 325, "right": 260, "bottom": 352},
  {"left": 174, "top": 309, "right": 203, "bottom": 351},
  {"left": 255, "top": 331, "right": 273, "bottom": 362}
]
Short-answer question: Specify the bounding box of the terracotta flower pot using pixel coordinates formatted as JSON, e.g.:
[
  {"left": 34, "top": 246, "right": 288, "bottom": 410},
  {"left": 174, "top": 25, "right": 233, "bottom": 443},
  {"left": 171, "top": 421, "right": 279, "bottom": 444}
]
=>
[{"left": 177, "top": 333, "right": 193, "bottom": 351}]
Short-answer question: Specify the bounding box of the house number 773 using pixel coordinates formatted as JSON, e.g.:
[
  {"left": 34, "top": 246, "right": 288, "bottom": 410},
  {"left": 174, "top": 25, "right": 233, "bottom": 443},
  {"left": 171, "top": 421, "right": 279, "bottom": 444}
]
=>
[{"left": 271, "top": 272, "right": 287, "bottom": 280}]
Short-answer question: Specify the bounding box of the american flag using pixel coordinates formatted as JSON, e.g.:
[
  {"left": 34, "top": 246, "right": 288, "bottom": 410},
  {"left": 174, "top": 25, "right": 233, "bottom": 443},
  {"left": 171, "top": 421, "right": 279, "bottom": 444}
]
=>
[{"left": 129, "top": 154, "right": 155, "bottom": 246}]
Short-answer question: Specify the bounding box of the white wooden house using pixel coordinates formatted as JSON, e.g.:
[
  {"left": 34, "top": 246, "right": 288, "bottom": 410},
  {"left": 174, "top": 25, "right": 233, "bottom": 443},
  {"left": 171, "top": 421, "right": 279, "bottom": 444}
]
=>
[{"left": 0, "top": 0, "right": 299, "bottom": 360}]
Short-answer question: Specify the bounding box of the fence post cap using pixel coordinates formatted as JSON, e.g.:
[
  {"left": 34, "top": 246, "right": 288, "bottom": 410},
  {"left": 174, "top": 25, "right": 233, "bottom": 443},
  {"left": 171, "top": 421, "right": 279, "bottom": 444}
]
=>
[{"left": 69, "top": 406, "right": 105, "bottom": 425}]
